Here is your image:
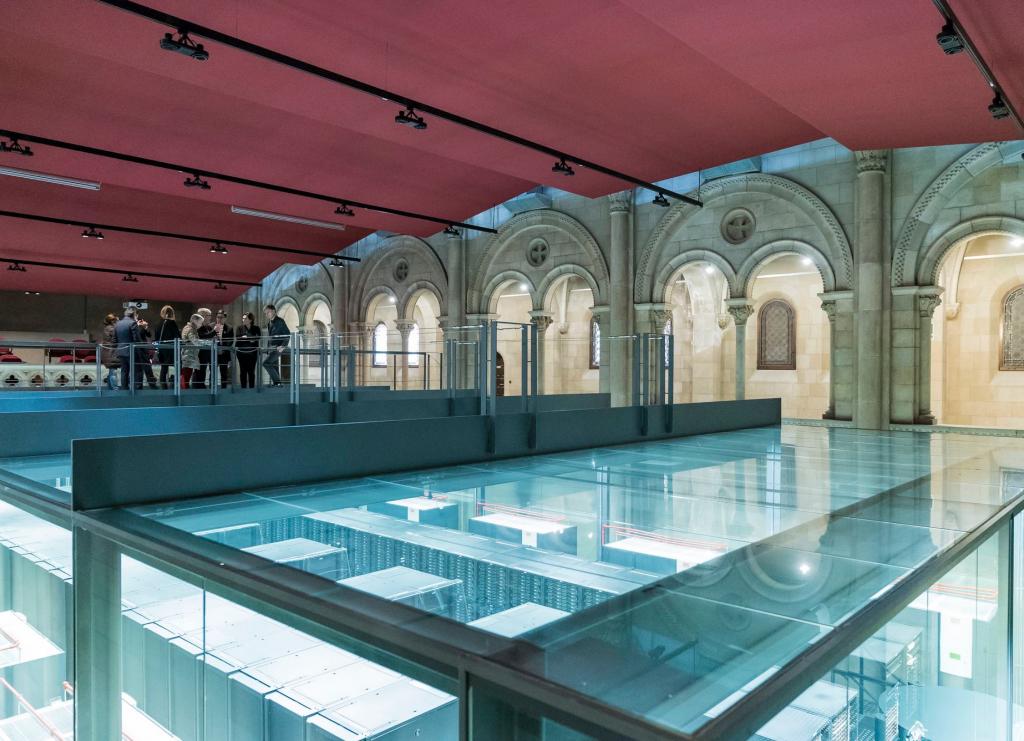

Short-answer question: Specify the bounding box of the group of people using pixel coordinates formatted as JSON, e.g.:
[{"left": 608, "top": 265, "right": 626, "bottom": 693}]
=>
[{"left": 100, "top": 304, "right": 291, "bottom": 390}]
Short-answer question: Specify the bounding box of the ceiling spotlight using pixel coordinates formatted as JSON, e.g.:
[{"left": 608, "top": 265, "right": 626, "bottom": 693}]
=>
[
  {"left": 518, "top": 282, "right": 529, "bottom": 291},
  {"left": 122, "top": 273, "right": 139, "bottom": 283},
  {"left": 989, "top": 95, "right": 1010, "bottom": 120},
  {"left": 936, "top": 22, "right": 965, "bottom": 55},
  {"left": 0, "top": 137, "right": 33, "bottom": 157},
  {"left": 329, "top": 256, "right": 346, "bottom": 267},
  {"left": 801, "top": 256, "right": 813, "bottom": 266},
  {"left": 552, "top": 158, "right": 575, "bottom": 177},
  {"left": 388, "top": 295, "right": 396, "bottom": 304},
  {"left": 395, "top": 106, "right": 428, "bottom": 130},
  {"left": 209, "top": 242, "right": 229, "bottom": 255},
  {"left": 8, "top": 262, "right": 26, "bottom": 272},
  {"left": 703, "top": 265, "right": 714, "bottom": 275},
  {"left": 652, "top": 193, "right": 671, "bottom": 207},
  {"left": 213, "top": 281, "right": 227, "bottom": 290},
  {"left": 24, "top": 290, "right": 40, "bottom": 296},
  {"left": 334, "top": 203, "right": 355, "bottom": 217},
  {"left": 159, "top": 29, "right": 209, "bottom": 61},
  {"left": 443, "top": 225, "right": 460, "bottom": 237},
  {"left": 184, "top": 173, "right": 211, "bottom": 190},
  {"left": 81, "top": 226, "right": 105, "bottom": 240}
]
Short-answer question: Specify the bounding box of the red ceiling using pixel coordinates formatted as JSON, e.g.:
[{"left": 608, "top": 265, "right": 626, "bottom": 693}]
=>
[{"left": 0, "top": 0, "right": 1019, "bottom": 302}]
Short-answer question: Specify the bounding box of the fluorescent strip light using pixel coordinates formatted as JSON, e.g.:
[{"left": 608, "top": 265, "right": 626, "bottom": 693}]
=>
[
  {"left": 756, "top": 270, "right": 818, "bottom": 279},
  {"left": 963, "top": 252, "right": 1024, "bottom": 261},
  {"left": 231, "top": 205, "right": 346, "bottom": 231},
  {"left": 0, "top": 166, "right": 101, "bottom": 191}
]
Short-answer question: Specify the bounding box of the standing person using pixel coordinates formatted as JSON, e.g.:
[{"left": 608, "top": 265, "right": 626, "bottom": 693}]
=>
[
  {"left": 100, "top": 313, "right": 120, "bottom": 391},
  {"left": 262, "top": 304, "right": 290, "bottom": 388},
  {"left": 114, "top": 307, "right": 141, "bottom": 389},
  {"left": 235, "top": 312, "right": 261, "bottom": 388},
  {"left": 135, "top": 314, "right": 159, "bottom": 390},
  {"left": 179, "top": 313, "right": 203, "bottom": 389},
  {"left": 155, "top": 305, "right": 180, "bottom": 389},
  {"left": 193, "top": 308, "right": 214, "bottom": 388},
  {"left": 213, "top": 310, "right": 235, "bottom": 389}
]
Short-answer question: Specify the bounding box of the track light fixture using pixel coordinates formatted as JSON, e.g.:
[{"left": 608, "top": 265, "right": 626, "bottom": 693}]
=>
[
  {"left": 334, "top": 203, "right": 355, "bottom": 217},
  {"left": 8, "top": 262, "right": 26, "bottom": 272},
  {"left": 652, "top": 193, "right": 671, "bottom": 208},
  {"left": 936, "top": 22, "right": 965, "bottom": 55},
  {"left": 989, "top": 94, "right": 1010, "bottom": 120},
  {"left": 183, "top": 173, "right": 211, "bottom": 190},
  {"left": 159, "top": 29, "right": 209, "bottom": 61},
  {"left": 329, "top": 256, "right": 346, "bottom": 267},
  {"left": 552, "top": 158, "right": 575, "bottom": 177},
  {"left": 122, "top": 273, "right": 139, "bottom": 283},
  {"left": 0, "top": 137, "right": 33, "bottom": 157},
  {"left": 443, "top": 225, "right": 460, "bottom": 237},
  {"left": 24, "top": 291, "right": 40, "bottom": 296},
  {"left": 395, "top": 106, "right": 428, "bottom": 130},
  {"left": 209, "top": 242, "right": 229, "bottom": 255},
  {"left": 81, "top": 226, "right": 105, "bottom": 240},
  {"left": 213, "top": 281, "right": 227, "bottom": 290}
]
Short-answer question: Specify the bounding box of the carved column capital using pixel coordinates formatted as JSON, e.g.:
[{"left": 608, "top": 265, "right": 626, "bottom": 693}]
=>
[
  {"left": 607, "top": 190, "right": 633, "bottom": 214},
  {"left": 917, "top": 291, "right": 943, "bottom": 318},
  {"left": 528, "top": 310, "right": 554, "bottom": 334},
  {"left": 724, "top": 299, "right": 755, "bottom": 326},
  {"left": 855, "top": 149, "right": 889, "bottom": 174},
  {"left": 394, "top": 319, "right": 416, "bottom": 338}
]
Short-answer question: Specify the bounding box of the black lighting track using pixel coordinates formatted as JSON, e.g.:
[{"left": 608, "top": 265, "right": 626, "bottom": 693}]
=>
[
  {"left": 931, "top": 0, "right": 1024, "bottom": 132},
  {"left": 0, "top": 128, "right": 496, "bottom": 235},
  {"left": 94, "top": 0, "right": 702, "bottom": 207},
  {"left": 1, "top": 257, "right": 260, "bottom": 287},
  {"left": 0, "top": 210, "right": 360, "bottom": 263}
]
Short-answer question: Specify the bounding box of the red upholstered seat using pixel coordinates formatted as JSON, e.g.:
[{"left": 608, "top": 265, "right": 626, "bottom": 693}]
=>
[
  {"left": 46, "top": 338, "right": 67, "bottom": 358},
  {"left": 72, "top": 338, "right": 92, "bottom": 359},
  {"left": 0, "top": 354, "right": 23, "bottom": 363},
  {"left": 58, "top": 354, "right": 77, "bottom": 363},
  {"left": 81, "top": 355, "right": 97, "bottom": 363}
]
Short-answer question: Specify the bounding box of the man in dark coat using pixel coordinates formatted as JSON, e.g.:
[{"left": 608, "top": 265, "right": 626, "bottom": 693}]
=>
[{"left": 262, "top": 304, "right": 290, "bottom": 387}]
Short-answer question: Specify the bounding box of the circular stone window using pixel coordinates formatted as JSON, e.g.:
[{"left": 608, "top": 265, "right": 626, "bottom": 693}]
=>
[
  {"left": 721, "top": 208, "right": 756, "bottom": 245},
  {"left": 526, "top": 239, "right": 549, "bottom": 267},
  {"left": 393, "top": 259, "right": 409, "bottom": 283}
]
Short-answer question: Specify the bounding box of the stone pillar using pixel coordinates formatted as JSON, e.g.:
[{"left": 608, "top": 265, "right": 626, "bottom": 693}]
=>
[
  {"left": 853, "top": 149, "right": 889, "bottom": 429},
  {"left": 634, "top": 303, "right": 670, "bottom": 402},
  {"left": 395, "top": 319, "right": 416, "bottom": 390},
  {"left": 608, "top": 190, "right": 634, "bottom": 407},
  {"left": 528, "top": 311, "right": 553, "bottom": 394},
  {"left": 331, "top": 263, "right": 349, "bottom": 340},
  {"left": 725, "top": 299, "right": 754, "bottom": 401},
  {"left": 447, "top": 232, "right": 467, "bottom": 327},
  {"left": 819, "top": 290, "right": 855, "bottom": 420},
  {"left": 349, "top": 321, "right": 372, "bottom": 386},
  {"left": 466, "top": 313, "right": 496, "bottom": 393},
  {"left": 916, "top": 289, "right": 942, "bottom": 424},
  {"left": 591, "top": 306, "right": 611, "bottom": 395}
]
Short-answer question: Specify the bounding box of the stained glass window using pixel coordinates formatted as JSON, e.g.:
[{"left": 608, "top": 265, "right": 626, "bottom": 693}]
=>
[{"left": 757, "top": 299, "right": 796, "bottom": 370}]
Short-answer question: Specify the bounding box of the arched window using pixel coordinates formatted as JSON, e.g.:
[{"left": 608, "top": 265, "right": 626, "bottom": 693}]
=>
[
  {"left": 663, "top": 318, "right": 673, "bottom": 369},
  {"left": 757, "top": 299, "right": 796, "bottom": 370},
  {"left": 372, "top": 322, "right": 388, "bottom": 367},
  {"left": 408, "top": 323, "right": 420, "bottom": 367},
  {"left": 590, "top": 317, "right": 601, "bottom": 369},
  {"left": 1000, "top": 286, "right": 1024, "bottom": 370}
]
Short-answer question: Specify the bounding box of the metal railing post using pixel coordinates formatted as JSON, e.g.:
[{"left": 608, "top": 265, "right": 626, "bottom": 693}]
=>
[
  {"left": 211, "top": 339, "right": 219, "bottom": 399},
  {"left": 655, "top": 335, "right": 665, "bottom": 406},
  {"left": 173, "top": 338, "right": 181, "bottom": 400},
  {"left": 94, "top": 344, "right": 102, "bottom": 397},
  {"left": 489, "top": 321, "right": 498, "bottom": 416},
  {"left": 530, "top": 322, "right": 539, "bottom": 413},
  {"left": 520, "top": 324, "right": 528, "bottom": 413},
  {"left": 631, "top": 335, "right": 641, "bottom": 406},
  {"left": 129, "top": 343, "right": 136, "bottom": 398},
  {"left": 290, "top": 332, "right": 300, "bottom": 405},
  {"left": 666, "top": 333, "right": 675, "bottom": 407},
  {"left": 346, "top": 345, "right": 356, "bottom": 393},
  {"left": 478, "top": 323, "right": 488, "bottom": 416}
]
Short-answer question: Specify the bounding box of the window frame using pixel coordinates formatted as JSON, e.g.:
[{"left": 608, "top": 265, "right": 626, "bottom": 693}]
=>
[
  {"left": 408, "top": 323, "right": 421, "bottom": 367},
  {"left": 1000, "top": 285, "right": 1024, "bottom": 371},
  {"left": 589, "top": 316, "right": 601, "bottom": 370},
  {"left": 372, "top": 321, "right": 388, "bottom": 367},
  {"left": 756, "top": 299, "right": 797, "bottom": 371}
]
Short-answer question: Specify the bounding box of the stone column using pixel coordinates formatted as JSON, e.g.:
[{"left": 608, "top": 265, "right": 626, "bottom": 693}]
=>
[
  {"left": 608, "top": 190, "right": 634, "bottom": 407},
  {"left": 725, "top": 299, "right": 754, "bottom": 401},
  {"left": 447, "top": 231, "right": 467, "bottom": 327},
  {"left": 330, "top": 263, "right": 348, "bottom": 340},
  {"left": 819, "top": 290, "right": 855, "bottom": 420},
  {"left": 854, "top": 149, "right": 889, "bottom": 429},
  {"left": 634, "top": 303, "right": 671, "bottom": 402},
  {"left": 349, "top": 321, "right": 372, "bottom": 386},
  {"left": 528, "top": 311, "right": 553, "bottom": 394},
  {"left": 916, "top": 289, "right": 942, "bottom": 424},
  {"left": 395, "top": 319, "right": 416, "bottom": 390},
  {"left": 591, "top": 306, "right": 611, "bottom": 395}
]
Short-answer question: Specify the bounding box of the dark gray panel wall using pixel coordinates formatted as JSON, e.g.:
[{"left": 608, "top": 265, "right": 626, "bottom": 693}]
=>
[{"left": 72, "top": 398, "right": 780, "bottom": 510}]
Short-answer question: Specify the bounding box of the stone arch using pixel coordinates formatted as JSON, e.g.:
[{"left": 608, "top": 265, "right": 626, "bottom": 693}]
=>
[
  {"left": 917, "top": 216, "right": 1024, "bottom": 287},
  {"left": 737, "top": 240, "right": 835, "bottom": 297},
  {"left": 893, "top": 141, "right": 1024, "bottom": 286},
  {"left": 635, "top": 173, "right": 852, "bottom": 302},
  {"left": 301, "top": 292, "right": 332, "bottom": 327},
  {"left": 398, "top": 280, "right": 445, "bottom": 321},
  {"left": 262, "top": 263, "right": 333, "bottom": 308},
  {"left": 654, "top": 250, "right": 740, "bottom": 305},
  {"left": 482, "top": 270, "right": 537, "bottom": 315},
  {"left": 537, "top": 264, "right": 601, "bottom": 312},
  {"left": 360, "top": 286, "right": 398, "bottom": 322},
  {"left": 470, "top": 209, "right": 609, "bottom": 313},
  {"left": 350, "top": 234, "right": 448, "bottom": 321}
]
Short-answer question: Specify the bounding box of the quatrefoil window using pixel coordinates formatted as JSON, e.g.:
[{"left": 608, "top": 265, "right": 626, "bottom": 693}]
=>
[
  {"left": 527, "top": 239, "right": 549, "bottom": 267},
  {"left": 393, "top": 259, "right": 409, "bottom": 283},
  {"left": 721, "top": 209, "right": 756, "bottom": 245}
]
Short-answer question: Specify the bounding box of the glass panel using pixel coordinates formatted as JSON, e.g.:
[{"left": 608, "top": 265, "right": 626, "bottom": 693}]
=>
[
  {"left": 126, "top": 426, "right": 1024, "bottom": 737},
  {"left": 0, "top": 499, "right": 74, "bottom": 738},
  {"left": 747, "top": 523, "right": 1011, "bottom": 741},
  {"left": 120, "top": 557, "right": 459, "bottom": 740}
]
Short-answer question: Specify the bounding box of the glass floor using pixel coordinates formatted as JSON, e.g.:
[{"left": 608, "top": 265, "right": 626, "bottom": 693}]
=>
[{"left": 2, "top": 424, "right": 1023, "bottom": 738}]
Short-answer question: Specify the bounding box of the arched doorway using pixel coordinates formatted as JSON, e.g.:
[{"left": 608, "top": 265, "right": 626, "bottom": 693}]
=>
[
  {"left": 364, "top": 292, "right": 397, "bottom": 388},
  {"left": 932, "top": 233, "right": 1024, "bottom": 427},
  {"left": 490, "top": 279, "right": 533, "bottom": 396},
  {"left": 541, "top": 275, "right": 598, "bottom": 394},
  {"left": 664, "top": 262, "right": 730, "bottom": 403},
  {"left": 303, "top": 298, "right": 332, "bottom": 384}
]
